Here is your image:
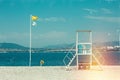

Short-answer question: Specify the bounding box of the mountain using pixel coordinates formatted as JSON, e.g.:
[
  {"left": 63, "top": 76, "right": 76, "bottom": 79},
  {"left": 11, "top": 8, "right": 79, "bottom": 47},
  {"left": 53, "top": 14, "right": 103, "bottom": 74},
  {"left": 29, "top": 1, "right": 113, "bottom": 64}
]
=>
[
  {"left": 94, "top": 41, "right": 119, "bottom": 47},
  {"left": 45, "top": 41, "right": 119, "bottom": 49},
  {"left": 0, "top": 41, "right": 119, "bottom": 49},
  {"left": 0, "top": 43, "right": 26, "bottom": 49},
  {"left": 44, "top": 43, "right": 75, "bottom": 49}
]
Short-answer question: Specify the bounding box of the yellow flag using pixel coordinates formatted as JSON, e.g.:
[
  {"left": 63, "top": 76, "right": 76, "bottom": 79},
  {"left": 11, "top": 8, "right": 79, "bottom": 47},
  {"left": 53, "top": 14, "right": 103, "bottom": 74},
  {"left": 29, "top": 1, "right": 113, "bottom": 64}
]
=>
[{"left": 32, "top": 16, "right": 38, "bottom": 21}]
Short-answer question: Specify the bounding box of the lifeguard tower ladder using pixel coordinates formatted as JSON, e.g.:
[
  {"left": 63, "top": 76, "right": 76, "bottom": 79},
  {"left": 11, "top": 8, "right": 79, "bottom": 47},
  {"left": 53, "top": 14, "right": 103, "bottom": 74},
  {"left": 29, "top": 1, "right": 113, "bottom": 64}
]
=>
[{"left": 76, "top": 30, "right": 92, "bottom": 70}]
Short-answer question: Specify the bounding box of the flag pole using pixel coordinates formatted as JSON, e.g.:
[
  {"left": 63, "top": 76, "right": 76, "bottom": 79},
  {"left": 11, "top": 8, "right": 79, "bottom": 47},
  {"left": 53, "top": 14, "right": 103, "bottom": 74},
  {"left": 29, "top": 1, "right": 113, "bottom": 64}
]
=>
[
  {"left": 29, "top": 15, "right": 32, "bottom": 66},
  {"left": 117, "top": 29, "right": 120, "bottom": 47}
]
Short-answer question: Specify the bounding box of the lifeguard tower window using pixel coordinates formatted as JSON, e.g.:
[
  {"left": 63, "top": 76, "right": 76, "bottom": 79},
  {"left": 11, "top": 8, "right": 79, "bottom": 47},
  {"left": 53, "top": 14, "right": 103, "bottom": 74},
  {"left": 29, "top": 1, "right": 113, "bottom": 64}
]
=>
[{"left": 78, "top": 44, "right": 91, "bottom": 55}]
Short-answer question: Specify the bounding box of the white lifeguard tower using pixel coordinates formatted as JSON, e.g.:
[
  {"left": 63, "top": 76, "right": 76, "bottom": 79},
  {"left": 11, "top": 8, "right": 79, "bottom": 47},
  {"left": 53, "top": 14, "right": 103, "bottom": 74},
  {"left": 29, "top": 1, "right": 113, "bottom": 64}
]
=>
[
  {"left": 76, "top": 30, "right": 92, "bottom": 70},
  {"left": 63, "top": 30, "right": 102, "bottom": 70}
]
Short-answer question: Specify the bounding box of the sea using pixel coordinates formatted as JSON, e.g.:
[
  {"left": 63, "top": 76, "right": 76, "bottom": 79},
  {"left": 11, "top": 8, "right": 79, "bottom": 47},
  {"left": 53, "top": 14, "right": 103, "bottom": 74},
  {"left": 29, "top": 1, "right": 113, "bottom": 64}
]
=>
[{"left": 0, "top": 51, "right": 120, "bottom": 66}]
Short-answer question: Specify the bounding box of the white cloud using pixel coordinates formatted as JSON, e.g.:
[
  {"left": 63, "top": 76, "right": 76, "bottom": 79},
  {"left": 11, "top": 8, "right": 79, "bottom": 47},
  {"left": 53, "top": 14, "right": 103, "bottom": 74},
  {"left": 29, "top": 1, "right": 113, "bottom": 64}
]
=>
[
  {"left": 101, "top": 8, "right": 112, "bottom": 14},
  {"left": 31, "top": 31, "right": 72, "bottom": 47},
  {"left": 83, "top": 8, "right": 97, "bottom": 14},
  {"left": 39, "top": 17, "right": 66, "bottom": 22},
  {"left": 85, "top": 16, "right": 120, "bottom": 23},
  {"left": 105, "top": 0, "right": 116, "bottom": 2},
  {"left": 0, "top": 33, "right": 28, "bottom": 40},
  {"left": 0, "top": 31, "right": 71, "bottom": 47},
  {"left": 36, "top": 31, "right": 67, "bottom": 40},
  {"left": 0, "top": 33, "right": 29, "bottom": 46},
  {"left": 83, "top": 8, "right": 113, "bottom": 15}
]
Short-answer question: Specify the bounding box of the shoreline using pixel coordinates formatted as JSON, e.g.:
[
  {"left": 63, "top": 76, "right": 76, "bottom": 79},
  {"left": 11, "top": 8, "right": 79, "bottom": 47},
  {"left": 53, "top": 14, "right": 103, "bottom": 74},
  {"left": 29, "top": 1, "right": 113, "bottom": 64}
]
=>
[{"left": 0, "top": 66, "right": 120, "bottom": 80}]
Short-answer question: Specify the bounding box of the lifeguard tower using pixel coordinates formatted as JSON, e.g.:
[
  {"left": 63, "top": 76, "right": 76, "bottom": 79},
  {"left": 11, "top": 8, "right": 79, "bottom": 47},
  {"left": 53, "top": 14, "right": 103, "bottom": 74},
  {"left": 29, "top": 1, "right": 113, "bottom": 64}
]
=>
[
  {"left": 76, "top": 30, "right": 92, "bottom": 70},
  {"left": 63, "top": 30, "right": 102, "bottom": 70}
]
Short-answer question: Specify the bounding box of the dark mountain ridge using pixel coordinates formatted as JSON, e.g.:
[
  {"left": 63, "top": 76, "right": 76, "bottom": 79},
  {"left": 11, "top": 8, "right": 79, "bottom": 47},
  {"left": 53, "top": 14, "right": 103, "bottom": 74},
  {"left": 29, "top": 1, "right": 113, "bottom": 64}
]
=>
[
  {"left": 0, "top": 41, "right": 119, "bottom": 49},
  {"left": 0, "top": 43, "right": 27, "bottom": 49}
]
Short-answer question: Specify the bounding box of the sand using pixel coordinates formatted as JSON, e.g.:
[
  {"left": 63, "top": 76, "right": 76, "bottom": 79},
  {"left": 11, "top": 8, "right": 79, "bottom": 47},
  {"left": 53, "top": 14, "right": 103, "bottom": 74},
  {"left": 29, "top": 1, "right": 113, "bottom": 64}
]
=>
[{"left": 0, "top": 66, "right": 120, "bottom": 80}]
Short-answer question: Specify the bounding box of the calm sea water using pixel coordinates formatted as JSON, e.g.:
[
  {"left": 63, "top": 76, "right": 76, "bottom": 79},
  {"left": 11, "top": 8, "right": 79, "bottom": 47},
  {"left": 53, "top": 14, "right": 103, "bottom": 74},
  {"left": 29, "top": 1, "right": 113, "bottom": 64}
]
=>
[
  {"left": 0, "top": 51, "right": 119, "bottom": 66},
  {"left": 0, "top": 52, "right": 67, "bottom": 66}
]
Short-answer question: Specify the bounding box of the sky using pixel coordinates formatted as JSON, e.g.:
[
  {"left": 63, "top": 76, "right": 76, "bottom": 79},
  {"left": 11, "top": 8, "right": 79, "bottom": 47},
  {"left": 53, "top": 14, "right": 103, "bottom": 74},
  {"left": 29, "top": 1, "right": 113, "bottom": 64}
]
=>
[{"left": 0, "top": 0, "right": 120, "bottom": 48}]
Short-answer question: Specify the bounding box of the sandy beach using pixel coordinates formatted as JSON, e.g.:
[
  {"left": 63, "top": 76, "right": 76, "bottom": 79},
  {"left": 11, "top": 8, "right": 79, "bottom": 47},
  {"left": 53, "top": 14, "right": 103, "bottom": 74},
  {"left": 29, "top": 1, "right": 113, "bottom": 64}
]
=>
[{"left": 0, "top": 66, "right": 120, "bottom": 80}]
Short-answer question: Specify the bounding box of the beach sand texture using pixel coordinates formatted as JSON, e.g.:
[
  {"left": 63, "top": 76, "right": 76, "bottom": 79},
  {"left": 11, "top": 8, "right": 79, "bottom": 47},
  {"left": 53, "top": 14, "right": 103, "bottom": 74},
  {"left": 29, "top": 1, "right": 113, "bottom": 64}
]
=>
[{"left": 0, "top": 66, "right": 120, "bottom": 80}]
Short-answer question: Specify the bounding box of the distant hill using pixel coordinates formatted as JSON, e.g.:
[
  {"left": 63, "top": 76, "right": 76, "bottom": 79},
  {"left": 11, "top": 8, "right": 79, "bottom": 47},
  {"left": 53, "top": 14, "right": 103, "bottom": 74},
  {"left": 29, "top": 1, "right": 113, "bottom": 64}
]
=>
[
  {"left": 45, "top": 41, "right": 119, "bottom": 49},
  {"left": 0, "top": 41, "right": 119, "bottom": 49},
  {"left": 44, "top": 43, "right": 75, "bottom": 49},
  {"left": 0, "top": 43, "right": 27, "bottom": 49},
  {"left": 94, "top": 41, "right": 119, "bottom": 47}
]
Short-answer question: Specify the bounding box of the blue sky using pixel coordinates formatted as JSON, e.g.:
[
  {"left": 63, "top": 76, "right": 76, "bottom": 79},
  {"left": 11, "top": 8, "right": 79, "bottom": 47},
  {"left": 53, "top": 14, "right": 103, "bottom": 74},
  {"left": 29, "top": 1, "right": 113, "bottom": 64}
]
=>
[{"left": 0, "top": 0, "right": 120, "bottom": 48}]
